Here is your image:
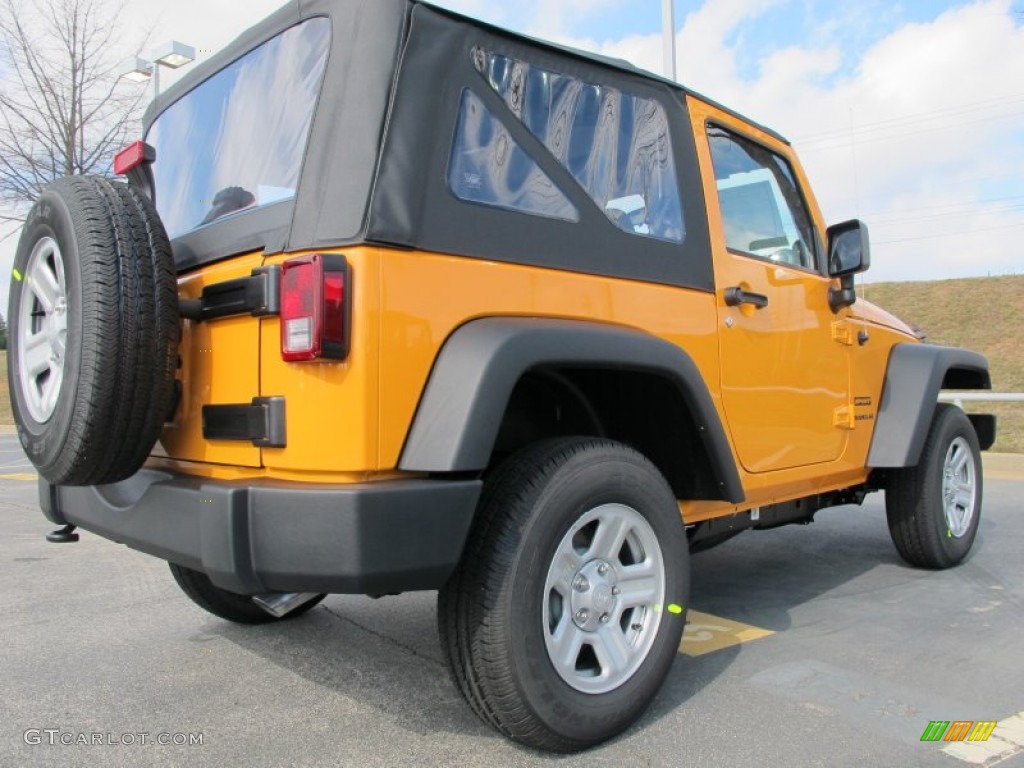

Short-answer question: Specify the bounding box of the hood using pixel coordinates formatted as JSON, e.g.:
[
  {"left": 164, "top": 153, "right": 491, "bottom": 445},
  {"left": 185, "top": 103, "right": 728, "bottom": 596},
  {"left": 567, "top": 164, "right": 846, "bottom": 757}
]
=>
[{"left": 850, "top": 298, "right": 918, "bottom": 339}]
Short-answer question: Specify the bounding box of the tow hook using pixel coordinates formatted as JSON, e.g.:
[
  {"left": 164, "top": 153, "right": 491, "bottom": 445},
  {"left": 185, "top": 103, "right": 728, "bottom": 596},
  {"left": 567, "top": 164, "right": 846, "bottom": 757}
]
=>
[{"left": 46, "top": 524, "right": 79, "bottom": 543}]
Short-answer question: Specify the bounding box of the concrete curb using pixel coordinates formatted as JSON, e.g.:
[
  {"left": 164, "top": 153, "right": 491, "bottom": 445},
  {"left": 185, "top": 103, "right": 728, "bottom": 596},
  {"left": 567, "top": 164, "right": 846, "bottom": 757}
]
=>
[{"left": 983, "top": 452, "right": 1024, "bottom": 481}]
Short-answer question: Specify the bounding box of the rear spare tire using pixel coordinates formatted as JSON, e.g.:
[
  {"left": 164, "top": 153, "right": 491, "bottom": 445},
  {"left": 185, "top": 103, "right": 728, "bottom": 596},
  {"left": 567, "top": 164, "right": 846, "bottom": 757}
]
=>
[{"left": 7, "top": 176, "right": 179, "bottom": 485}]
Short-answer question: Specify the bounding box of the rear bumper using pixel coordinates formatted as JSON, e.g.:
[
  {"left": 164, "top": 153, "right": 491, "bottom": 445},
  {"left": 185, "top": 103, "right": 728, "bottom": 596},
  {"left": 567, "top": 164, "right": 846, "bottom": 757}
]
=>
[{"left": 40, "top": 470, "right": 481, "bottom": 596}]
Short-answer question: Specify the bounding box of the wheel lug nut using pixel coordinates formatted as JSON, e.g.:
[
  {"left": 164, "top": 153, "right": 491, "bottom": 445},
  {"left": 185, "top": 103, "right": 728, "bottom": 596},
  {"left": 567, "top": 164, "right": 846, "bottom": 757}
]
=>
[
  {"left": 573, "top": 576, "right": 590, "bottom": 592},
  {"left": 600, "top": 613, "right": 610, "bottom": 624},
  {"left": 575, "top": 609, "right": 589, "bottom": 623},
  {"left": 597, "top": 563, "right": 609, "bottom": 576},
  {"left": 611, "top": 587, "right": 621, "bottom": 596}
]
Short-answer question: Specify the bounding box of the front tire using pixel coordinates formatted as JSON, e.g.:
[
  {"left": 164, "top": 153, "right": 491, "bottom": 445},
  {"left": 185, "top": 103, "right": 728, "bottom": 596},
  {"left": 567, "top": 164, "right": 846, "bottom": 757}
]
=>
[
  {"left": 886, "top": 404, "right": 983, "bottom": 569},
  {"left": 438, "top": 438, "right": 689, "bottom": 752}
]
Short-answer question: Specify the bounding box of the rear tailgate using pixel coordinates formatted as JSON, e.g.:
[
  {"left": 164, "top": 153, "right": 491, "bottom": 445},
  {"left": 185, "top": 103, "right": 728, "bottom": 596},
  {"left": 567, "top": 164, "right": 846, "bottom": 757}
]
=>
[{"left": 154, "top": 253, "right": 263, "bottom": 468}]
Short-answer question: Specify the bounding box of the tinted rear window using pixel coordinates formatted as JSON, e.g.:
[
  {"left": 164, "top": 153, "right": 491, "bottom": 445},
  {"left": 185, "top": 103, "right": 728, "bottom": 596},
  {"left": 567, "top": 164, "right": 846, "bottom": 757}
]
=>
[
  {"left": 147, "top": 18, "right": 330, "bottom": 240},
  {"left": 479, "top": 50, "right": 685, "bottom": 244},
  {"left": 448, "top": 89, "right": 579, "bottom": 222}
]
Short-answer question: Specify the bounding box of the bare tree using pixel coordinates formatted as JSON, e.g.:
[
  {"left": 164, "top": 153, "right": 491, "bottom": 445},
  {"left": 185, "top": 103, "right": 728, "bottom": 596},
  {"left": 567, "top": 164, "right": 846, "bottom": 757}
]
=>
[{"left": 0, "top": 0, "right": 146, "bottom": 224}]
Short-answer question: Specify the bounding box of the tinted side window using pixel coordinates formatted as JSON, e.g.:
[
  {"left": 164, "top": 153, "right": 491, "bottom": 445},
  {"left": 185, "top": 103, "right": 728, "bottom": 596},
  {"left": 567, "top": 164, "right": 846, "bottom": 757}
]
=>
[
  {"left": 479, "top": 50, "right": 685, "bottom": 244},
  {"left": 448, "top": 90, "right": 578, "bottom": 222},
  {"left": 148, "top": 19, "right": 330, "bottom": 239},
  {"left": 707, "top": 126, "right": 818, "bottom": 269}
]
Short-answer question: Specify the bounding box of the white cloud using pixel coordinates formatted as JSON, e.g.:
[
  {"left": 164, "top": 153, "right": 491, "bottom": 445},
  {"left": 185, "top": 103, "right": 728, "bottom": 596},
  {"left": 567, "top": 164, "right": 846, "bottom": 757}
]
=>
[
  {"left": 785, "top": 1, "right": 1024, "bottom": 281},
  {"left": 432, "top": 0, "right": 633, "bottom": 38},
  {"left": 543, "top": 0, "right": 1024, "bottom": 282},
  {"left": 4, "top": 0, "right": 1023, "bottom": 318}
]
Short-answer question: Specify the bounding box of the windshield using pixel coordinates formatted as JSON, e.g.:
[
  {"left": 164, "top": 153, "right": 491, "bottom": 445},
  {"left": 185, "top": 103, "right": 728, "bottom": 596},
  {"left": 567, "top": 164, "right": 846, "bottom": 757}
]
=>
[{"left": 147, "top": 18, "right": 330, "bottom": 240}]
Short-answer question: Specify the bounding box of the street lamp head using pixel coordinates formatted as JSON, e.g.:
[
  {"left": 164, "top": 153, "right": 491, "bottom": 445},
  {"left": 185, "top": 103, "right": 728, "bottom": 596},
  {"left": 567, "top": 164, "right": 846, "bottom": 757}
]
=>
[
  {"left": 119, "top": 41, "right": 196, "bottom": 101},
  {"left": 152, "top": 41, "right": 196, "bottom": 69},
  {"left": 119, "top": 56, "right": 153, "bottom": 82}
]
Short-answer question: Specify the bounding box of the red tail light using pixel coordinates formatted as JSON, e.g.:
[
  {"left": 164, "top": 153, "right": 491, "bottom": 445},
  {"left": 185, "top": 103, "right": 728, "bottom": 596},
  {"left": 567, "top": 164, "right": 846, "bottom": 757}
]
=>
[
  {"left": 280, "top": 254, "right": 350, "bottom": 362},
  {"left": 113, "top": 141, "right": 154, "bottom": 175}
]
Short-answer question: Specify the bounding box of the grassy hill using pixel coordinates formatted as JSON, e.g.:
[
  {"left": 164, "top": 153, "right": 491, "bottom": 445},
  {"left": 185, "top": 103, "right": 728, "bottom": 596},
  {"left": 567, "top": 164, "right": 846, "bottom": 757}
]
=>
[
  {"left": 1, "top": 276, "right": 1021, "bottom": 452},
  {"left": 860, "top": 275, "right": 1023, "bottom": 453}
]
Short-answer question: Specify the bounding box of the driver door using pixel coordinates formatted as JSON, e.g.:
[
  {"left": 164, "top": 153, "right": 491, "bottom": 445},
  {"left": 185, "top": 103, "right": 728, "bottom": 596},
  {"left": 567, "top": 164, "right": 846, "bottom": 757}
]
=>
[{"left": 699, "top": 121, "right": 851, "bottom": 474}]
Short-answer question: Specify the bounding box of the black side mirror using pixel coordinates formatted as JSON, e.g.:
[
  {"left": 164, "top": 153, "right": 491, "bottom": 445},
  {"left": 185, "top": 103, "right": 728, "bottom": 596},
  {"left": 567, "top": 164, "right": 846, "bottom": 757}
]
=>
[
  {"left": 828, "top": 219, "right": 871, "bottom": 277},
  {"left": 826, "top": 219, "right": 870, "bottom": 311}
]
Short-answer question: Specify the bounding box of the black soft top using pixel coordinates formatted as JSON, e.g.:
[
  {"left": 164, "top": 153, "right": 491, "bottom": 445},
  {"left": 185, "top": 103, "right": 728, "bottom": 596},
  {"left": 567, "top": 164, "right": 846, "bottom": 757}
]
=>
[
  {"left": 144, "top": 0, "right": 783, "bottom": 291},
  {"left": 145, "top": 0, "right": 785, "bottom": 148}
]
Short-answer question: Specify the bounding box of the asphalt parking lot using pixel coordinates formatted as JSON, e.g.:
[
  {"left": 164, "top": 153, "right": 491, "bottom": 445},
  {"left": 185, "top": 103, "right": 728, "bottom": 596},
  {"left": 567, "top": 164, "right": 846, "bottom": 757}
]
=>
[{"left": 2, "top": 431, "right": 1023, "bottom": 767}]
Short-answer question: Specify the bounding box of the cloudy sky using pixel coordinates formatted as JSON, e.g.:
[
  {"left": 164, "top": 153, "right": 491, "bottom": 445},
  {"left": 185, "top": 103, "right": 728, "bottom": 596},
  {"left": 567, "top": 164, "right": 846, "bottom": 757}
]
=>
[{"left": 2, "top": 0, "right": 1023, "bottom": 315}]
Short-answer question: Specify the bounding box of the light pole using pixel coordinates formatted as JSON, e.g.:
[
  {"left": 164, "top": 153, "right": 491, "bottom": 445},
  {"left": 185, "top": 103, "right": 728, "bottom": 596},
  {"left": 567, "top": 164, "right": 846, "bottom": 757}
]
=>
[
  {"left": 662, "top": 0, "right": 677, "bottom": 81},
  {"left": 120, "top": 41, "right": 196, "bottom": 102}
]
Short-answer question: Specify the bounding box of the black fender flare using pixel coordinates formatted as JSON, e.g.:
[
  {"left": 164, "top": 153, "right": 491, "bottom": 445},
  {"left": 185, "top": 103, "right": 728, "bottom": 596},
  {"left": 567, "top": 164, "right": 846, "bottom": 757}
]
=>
[
  {"left": 868, "top": 343, "right": 992, "bottom": 468},
  {"left": 398, "top": 317, "right": 744, "bottom": 504}
]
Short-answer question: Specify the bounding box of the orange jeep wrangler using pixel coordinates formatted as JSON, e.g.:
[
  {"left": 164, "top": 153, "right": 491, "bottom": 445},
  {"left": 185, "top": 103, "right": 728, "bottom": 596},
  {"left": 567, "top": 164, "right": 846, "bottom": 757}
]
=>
[{"left": 7, "top": 0, "right": 995, "bottom": 752}]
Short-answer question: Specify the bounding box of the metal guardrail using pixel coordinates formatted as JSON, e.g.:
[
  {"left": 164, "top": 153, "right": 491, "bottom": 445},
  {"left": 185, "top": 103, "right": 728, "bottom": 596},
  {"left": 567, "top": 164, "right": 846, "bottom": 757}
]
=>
[{"left": 939, "top": 393, "right": 1024, "bottom": 405}]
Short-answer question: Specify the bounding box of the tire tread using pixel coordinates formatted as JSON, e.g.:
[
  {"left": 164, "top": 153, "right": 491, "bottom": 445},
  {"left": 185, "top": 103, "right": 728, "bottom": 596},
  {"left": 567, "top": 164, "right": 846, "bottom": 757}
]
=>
[
  {"left": 439, "top": 437, "right": 682, "bottom": 752},
  {"left": 8, "top": 176, "right": 180, "bottom": 485},
  {"left": 886, "top": 404, "right": 982, "bottom": 569}
]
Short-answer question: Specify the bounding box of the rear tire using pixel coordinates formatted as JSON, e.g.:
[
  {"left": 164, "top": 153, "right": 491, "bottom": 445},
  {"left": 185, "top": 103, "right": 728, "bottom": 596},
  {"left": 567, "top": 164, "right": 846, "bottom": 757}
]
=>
[
  {"left": 7, "top": 177, "right": 179, "bottom": 486},
  {"left": 169, "top": 563, "right": 326, "bottom": 624},
  {"left": 438, "top": 438, "right": 689, "bottom": 752},
  {"left": 886, "top": 404, "right": 983, "bottom": 569}
]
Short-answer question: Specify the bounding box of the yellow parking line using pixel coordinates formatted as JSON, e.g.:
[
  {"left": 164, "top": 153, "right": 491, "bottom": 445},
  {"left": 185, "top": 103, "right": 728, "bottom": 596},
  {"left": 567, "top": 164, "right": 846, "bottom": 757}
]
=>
[
  {"left": 679, "top": 609, "right": 775, "bottom": 657},
  {"left": 0, "top": 473, "right": 37, "bottom": 481}
]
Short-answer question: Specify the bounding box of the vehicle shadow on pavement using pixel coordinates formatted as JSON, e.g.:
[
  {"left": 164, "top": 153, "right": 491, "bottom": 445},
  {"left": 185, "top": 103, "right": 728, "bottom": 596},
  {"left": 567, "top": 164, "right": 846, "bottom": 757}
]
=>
[
  {"left": 631, "top": 503, "right": 905, "bottom": 736},
  {"left": 211, "top": 593, "right": 493, "bottom": 739},
  {"left": 686, "top": 502, "right": 911, "bottom": 632},
  {"left": 208, "top": 503, "right": 913, "bottom": 752},
  {"left": 211, "top": 600, "right": 737, "bottom": 755}
]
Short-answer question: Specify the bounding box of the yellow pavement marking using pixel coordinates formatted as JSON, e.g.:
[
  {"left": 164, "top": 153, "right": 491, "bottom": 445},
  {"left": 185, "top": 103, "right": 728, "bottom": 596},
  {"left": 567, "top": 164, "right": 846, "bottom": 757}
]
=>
[
  {"left": 942, "top": 712, "right": 1024, "bottom": 765},
  {"left": 679, "top": 609, "right": 775, "bottom": 657},
  {"left": 0, "top": 473, "right": 37, "bottom": 481}
]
